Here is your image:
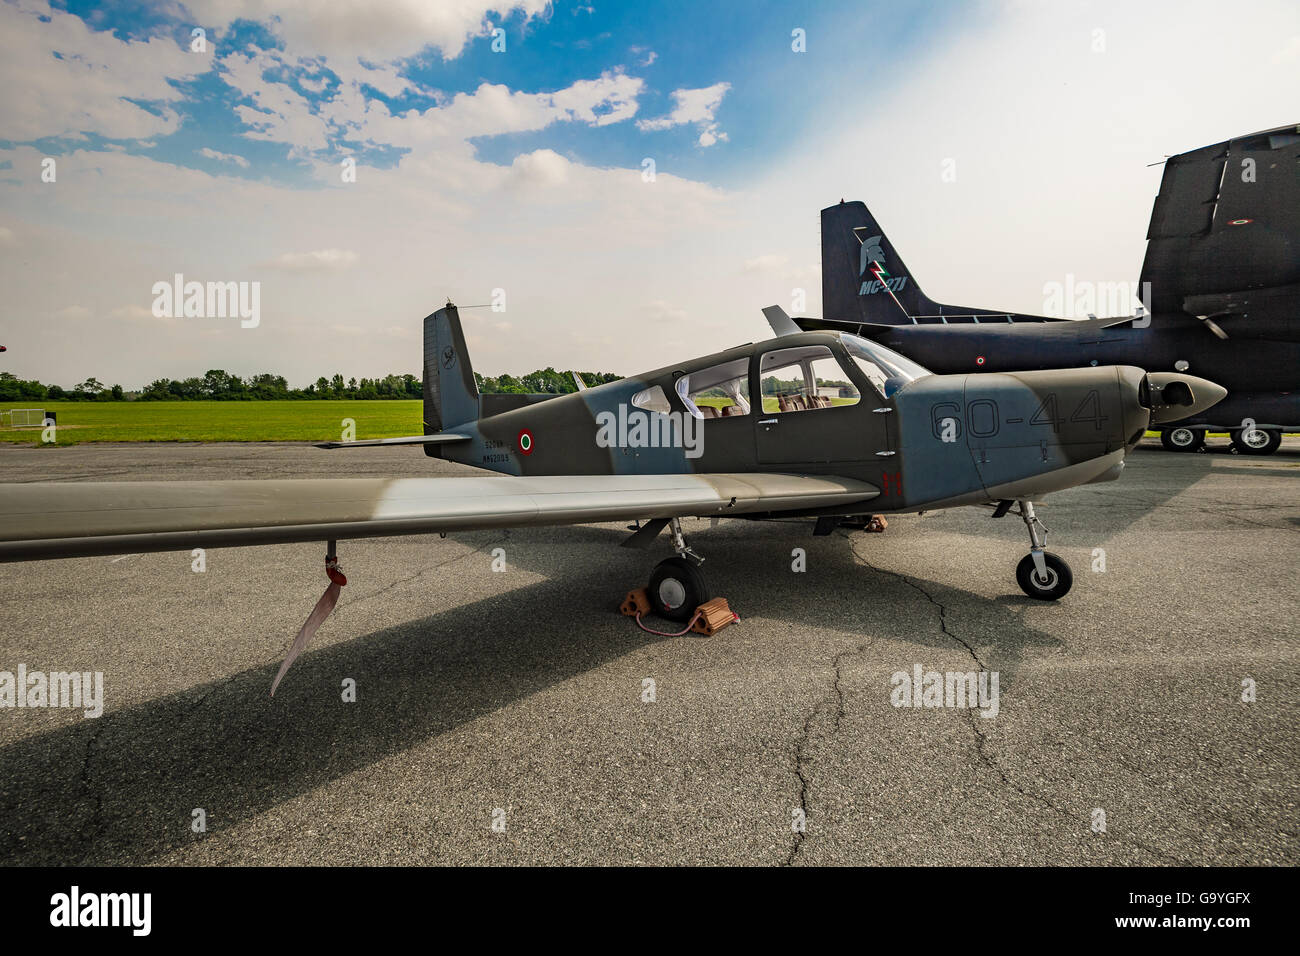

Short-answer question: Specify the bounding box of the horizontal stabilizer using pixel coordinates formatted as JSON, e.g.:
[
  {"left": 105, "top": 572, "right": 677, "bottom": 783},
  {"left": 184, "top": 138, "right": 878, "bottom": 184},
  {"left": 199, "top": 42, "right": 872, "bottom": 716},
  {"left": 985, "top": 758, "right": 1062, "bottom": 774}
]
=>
[
  {"left": 315, "top": 433, "right": 469, "bottom": 450},
  {"left": 762, "top": 305, "right": 803, "bottom": 337}
]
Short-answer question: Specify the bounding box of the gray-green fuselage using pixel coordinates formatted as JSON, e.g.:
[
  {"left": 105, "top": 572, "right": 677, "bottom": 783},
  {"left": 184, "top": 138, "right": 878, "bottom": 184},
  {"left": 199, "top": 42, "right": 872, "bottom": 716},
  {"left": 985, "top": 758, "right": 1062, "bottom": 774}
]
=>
[{"left": 429, "top": 327, "right": 1161, "bottom": 515}]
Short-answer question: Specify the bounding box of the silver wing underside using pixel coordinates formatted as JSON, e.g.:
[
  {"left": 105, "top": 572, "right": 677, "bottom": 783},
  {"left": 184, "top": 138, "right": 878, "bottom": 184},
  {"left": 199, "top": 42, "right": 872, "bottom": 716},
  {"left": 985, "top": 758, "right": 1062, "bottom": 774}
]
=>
[{"left": 0, "top": 473, "right": 879, "bottom": 562}]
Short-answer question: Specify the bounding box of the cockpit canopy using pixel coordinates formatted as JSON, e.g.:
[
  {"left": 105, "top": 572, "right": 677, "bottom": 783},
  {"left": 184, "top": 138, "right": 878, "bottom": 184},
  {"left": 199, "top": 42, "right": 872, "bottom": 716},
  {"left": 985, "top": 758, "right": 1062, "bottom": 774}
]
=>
[{"left": 839, "top": 332, "right": 930, "bottom": 398}]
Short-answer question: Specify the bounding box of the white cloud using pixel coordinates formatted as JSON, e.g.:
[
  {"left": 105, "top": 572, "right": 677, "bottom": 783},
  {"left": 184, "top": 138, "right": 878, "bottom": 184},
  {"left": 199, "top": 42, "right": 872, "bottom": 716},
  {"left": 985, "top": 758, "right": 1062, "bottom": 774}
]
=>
[
  {"left": 259, "top": 249, "right": 359, "bottom": 271},
  {"left": 221, "top": 49, "right": 332, "bottom": 155},
  {"left": 0, "top": 0, "right": 213, "bottom": 141},
  {"left": 508, "top": 149, "right": 571, "bottom": 189},
  {"left": 318, "top": 71, "right": 645, "bottom": 152},
  {"left": 213, "top": 41, "right": 644, "bottom": 158},
  {"left": 183, "top": 0, "right": 553, "bottom": 62},
  {"left": 637, "top": 82, "right": 730, "bottom": 147},
  {"left": 697, "top": 125, "right": 727, "bottom": 148},
  {"left": 298, "top": 72, "right": 331, "bottom": 94},
  {"left": 637, "top": 82, "right": 729, "bottom": 131},
  {"left": 198, "top": 147, "right": 251, "bottom": 168},
  {"left": 0, "top": 136, "right": 733, "bottom": 386}
]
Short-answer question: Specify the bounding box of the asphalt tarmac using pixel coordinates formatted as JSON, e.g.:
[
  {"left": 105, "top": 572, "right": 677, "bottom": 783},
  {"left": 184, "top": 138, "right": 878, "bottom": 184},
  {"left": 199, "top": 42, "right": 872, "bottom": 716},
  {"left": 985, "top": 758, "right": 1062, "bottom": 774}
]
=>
[{"left": 0, "top": 437, "right": 1296, "bottom": 865}]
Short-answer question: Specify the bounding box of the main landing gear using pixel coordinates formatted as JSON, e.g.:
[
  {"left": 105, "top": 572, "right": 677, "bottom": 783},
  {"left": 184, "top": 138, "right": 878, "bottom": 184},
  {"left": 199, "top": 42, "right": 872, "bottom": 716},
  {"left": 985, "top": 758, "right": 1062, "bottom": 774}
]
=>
[
  {"left": 1160, "top": 425, "right": 1283, "bottom": 455},
  {"left": 996, "top": 499, "right": 1073, "bottom": 600},
  {"left": 647, "top": 518, "right": 711, "bottom": 621},
  {"left": 1229, "top": 426, "right": 1283, "bottom": 456},
  {"left": 1160, "top": 426, "right": 1205, "bottom": 453}
]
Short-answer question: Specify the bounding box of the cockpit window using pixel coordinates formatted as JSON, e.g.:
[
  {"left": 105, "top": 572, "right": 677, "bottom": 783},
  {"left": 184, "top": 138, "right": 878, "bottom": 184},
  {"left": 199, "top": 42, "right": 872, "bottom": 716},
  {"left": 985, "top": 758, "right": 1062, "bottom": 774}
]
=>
[
  {"left": 631, "top": 384, "right": 671, "bottom": 414},
  {"left": 758, "top": 345, "right": 858, "bottom": 414},
  {"left": 675, "top": 356, "right": 751, "bottom": 420},
  {"left": 840, "top": 333, "right": 930, "bottom": 398}
]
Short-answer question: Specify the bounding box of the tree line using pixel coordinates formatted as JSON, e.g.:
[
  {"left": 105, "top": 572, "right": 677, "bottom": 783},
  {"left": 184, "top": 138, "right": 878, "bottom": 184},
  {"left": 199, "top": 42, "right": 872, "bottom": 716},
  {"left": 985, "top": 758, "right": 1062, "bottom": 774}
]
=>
[{"left": 0, "top": 367, "right": 622, "bottom": 403}]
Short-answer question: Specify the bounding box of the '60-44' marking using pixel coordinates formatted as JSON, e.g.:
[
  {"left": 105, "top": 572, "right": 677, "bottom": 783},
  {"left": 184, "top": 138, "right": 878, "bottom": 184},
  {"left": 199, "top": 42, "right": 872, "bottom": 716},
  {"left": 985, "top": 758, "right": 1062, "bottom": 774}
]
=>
[{"left": 930, "top": 391, "right": 1108, "bottom": 441}]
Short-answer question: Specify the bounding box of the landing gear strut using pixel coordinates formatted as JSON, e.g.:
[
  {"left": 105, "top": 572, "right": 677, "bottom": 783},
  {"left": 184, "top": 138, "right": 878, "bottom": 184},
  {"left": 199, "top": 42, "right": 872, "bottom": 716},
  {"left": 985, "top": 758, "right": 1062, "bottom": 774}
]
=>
[
  {"left": 647, "top": 518, "right": 711, "bottom": 621},
  {"left": 1012, "top": 500, "right": 1072, "bottom": 600}
]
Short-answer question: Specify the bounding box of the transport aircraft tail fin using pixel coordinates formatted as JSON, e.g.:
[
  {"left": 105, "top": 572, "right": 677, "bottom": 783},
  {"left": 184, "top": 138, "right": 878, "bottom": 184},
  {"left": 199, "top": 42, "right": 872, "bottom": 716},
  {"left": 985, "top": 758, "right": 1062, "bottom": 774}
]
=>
[
  {"left": 820, "top": 200, "right": 1067, "bottom": 329},
  {"left": 821, "top": 200, "right": 935, "bottom": 325}
]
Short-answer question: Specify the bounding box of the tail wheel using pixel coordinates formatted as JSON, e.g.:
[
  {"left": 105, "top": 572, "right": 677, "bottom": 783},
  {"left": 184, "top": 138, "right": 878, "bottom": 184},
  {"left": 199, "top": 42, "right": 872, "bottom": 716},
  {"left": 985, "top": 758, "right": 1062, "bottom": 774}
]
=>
[
  {"left": 1229, "top": 427, "right": 1282, "bottom": 456},
  {"left": 1016, "top": 552, "right": 1072, "bottom": 600},
  {"left": 647, "top": 557, "right": 709, "bottom": 622},
  {"left": 1160, "top": 427, "right": 1204, "bottom": 452}
]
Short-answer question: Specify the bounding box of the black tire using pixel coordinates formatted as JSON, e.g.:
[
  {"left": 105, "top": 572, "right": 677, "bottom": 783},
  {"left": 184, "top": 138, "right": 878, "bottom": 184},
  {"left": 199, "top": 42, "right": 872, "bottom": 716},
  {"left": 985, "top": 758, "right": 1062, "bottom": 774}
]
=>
[
  {"left": 1160, "top": 426, "right": 1204, "bottom": 452},
  {"left": 647, "top": 557, "right": 709, "bottom": 622},
  {"left": 1016, "top": 552, "right": 1072, "bottom": 600},
  {"left": 1229, "top": 427, "right": 1282, "bottom": 456}
]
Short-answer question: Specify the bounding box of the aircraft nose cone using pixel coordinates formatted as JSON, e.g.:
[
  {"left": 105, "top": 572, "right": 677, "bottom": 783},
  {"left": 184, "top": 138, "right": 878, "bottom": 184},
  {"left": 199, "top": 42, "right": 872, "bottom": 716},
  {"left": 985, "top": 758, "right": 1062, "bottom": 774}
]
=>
[{"left": 1145, "top": 372, "right": 1228, "bottom": 424}]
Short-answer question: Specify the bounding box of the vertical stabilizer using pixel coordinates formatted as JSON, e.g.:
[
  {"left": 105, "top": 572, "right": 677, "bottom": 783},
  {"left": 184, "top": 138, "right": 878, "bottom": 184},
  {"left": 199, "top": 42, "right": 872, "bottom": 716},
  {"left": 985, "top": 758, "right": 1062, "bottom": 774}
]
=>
[{"left": 423, "top": 304, "right": 480, "bottom": 433}]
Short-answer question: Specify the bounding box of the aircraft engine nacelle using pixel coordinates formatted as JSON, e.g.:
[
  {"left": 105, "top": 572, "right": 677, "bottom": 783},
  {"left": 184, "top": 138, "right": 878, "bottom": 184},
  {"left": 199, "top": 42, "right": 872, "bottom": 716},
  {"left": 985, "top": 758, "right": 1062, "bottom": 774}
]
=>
[{"left": 893, "top": 365, "right": 1225, "bottom": 506}]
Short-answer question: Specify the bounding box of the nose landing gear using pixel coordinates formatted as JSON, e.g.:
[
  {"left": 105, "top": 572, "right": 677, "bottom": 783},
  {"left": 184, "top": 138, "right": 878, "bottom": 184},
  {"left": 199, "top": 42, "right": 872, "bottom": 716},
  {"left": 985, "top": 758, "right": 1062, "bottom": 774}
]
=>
[{"left": 1011, "top": 500, "right": 1072, "bottom": 600}]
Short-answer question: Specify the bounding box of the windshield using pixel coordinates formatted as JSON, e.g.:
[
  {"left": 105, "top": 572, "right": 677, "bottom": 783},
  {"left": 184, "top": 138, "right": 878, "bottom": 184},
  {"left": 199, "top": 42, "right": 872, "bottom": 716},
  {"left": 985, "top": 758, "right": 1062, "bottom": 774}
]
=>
[{"left": 840, "top": 333, "right": 930, "bottom": 398}]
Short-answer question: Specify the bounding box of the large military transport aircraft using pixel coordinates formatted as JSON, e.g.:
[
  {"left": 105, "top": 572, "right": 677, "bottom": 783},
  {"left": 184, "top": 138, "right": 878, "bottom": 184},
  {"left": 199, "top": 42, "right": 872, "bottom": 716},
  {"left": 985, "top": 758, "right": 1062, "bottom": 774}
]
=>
[
  {"left": 0, "top": 304, "right": 1223, "bottom": 691},
  {"left": 798, "top": 124, "right": 1300, "bottom": 455}
]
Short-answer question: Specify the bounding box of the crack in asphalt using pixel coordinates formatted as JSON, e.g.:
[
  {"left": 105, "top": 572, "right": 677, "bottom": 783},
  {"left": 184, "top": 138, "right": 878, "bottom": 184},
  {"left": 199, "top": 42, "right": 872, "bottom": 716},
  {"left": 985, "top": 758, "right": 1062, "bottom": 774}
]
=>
[
  {"left": 785, "top": 641, "right": 870, "bottom": 866},
  {"left": 839, "top": 531, "right": 1193, "bottom": 865},
  {"left": 343, "top": 542, "right": 487, "bottom": 610},
  {"left": 76, "top": 718, "right": 108, "bottom": 864}
]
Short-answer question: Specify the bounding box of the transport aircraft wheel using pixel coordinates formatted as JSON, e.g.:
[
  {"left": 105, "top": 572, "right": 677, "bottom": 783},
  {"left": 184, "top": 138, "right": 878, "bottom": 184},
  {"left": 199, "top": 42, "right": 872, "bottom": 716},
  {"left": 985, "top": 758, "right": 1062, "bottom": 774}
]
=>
[
  {"left": 1229, "top": 427, "right": 1282, "bottom": 456},
  {"left": 648, "top": 557, "right": 710, "bottom": 622},
  {"left": 1160, "top": 427, "right": 1204, "bottom": 452},
  {"left": 1016, "top": 552, "right": 1072, "bottom": 600}
]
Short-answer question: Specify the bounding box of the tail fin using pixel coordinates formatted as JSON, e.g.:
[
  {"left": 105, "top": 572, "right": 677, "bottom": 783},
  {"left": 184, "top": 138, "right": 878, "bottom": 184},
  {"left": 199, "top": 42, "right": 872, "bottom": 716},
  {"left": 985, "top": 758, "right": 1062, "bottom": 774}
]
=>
[
  {"left": 819, "top": 200, "right": 1066, "bottom": 329},
  {"left": 822, "top": 200, "right": 938, "bottom": 325},
  {"left": 423, "top": 304, "right": 479, "bottom": 433}
]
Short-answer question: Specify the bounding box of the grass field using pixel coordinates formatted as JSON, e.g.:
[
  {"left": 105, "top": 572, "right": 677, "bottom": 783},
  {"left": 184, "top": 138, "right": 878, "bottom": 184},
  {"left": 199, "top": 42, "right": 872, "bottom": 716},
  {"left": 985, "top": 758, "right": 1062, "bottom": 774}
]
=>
[
  {"left": 0, "top": 401, "right": 423, "bottom": 445},
  {"left": 0, "top": 399, "right": 1231, "bottom": 445}
]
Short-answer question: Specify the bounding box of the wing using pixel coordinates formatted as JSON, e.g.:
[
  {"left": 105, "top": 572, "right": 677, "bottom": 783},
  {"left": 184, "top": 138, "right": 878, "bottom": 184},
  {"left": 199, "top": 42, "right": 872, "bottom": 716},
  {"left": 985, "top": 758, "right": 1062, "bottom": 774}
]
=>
[{"left": 0, "top": 473, "right": 879, "bottom": 562}]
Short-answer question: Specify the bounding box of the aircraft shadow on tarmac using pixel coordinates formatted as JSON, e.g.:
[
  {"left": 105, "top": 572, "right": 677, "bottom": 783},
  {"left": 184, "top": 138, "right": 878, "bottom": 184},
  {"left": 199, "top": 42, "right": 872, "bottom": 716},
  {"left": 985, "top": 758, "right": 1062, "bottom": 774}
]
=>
[
  {"left": 0, "top": 442, "right": 1265, "bottom": 865},
  {"left": 0, "top": 515, "right": 1084, "bottom": 865},
  {"left": 1053, "top": 447, "right": 1217, "bottom": 542}
]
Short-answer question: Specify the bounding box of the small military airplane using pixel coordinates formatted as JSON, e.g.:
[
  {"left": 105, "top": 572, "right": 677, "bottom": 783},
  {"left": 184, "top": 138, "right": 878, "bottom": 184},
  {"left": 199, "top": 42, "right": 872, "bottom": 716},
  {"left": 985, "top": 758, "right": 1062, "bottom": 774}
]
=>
[
  {"left": 799, "top": 124, "right": 1300, "bottom": 455},
  {"left": 0, "top": 302, "right": 1224, "bottom": 691}
]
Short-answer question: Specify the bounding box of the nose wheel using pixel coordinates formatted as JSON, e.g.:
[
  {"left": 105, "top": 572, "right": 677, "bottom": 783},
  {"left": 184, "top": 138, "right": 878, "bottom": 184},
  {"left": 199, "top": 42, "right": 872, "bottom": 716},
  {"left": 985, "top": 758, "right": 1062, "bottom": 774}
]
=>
[
  {"left": 1016, "top": 551, "right": 1071, "bottom": 599},
  {"left": 1012, "top": 500, "right": 1072, "bottom": 600}
]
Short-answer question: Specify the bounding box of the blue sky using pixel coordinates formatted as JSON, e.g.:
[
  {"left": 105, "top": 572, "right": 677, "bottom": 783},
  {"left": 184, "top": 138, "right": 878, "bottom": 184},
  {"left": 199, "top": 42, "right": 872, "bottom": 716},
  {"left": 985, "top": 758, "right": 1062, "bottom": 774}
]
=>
[
  {"left": 1, "top": 0, "right": 1297, "bottom": 387},
  {"left": 10, "top": 0, "right": 967, "bottom": 188}
]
